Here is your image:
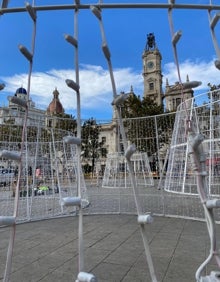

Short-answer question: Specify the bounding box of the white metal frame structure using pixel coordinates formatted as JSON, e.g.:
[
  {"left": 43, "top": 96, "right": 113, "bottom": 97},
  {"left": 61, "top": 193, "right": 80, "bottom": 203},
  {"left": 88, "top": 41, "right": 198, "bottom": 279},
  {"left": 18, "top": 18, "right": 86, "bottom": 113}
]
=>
[
  {"left": 164, "top": 91, "right": 220, "bottom": 196},
  {"left": 1, "top": 1, "right": 220, "bottom": 282},
  {"left": 102, "top": 152, "right": 154, "bottom": 188},
  {"left": 166, "top": 1, "right": 220, "bottom": 281},
  {"left": 1, "top": 2, "right": 37, "bottom": 281},
  {"left": 0, "top": 122, "right": 89, "bottom": 279}
]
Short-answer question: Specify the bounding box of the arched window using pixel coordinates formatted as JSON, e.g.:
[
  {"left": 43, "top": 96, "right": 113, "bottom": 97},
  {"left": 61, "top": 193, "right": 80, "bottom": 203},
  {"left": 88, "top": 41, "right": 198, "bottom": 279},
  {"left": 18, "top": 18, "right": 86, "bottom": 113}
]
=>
[{"left": 149, "top": 82, "right": 154, "bottom": 91}]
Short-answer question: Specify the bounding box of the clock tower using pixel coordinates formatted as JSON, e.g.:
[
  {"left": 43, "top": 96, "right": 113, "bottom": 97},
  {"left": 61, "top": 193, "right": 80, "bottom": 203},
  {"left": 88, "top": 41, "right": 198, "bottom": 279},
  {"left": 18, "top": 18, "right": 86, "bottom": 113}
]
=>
[{"left": 142, "top": 33, "right": 163, "bottom": 106}]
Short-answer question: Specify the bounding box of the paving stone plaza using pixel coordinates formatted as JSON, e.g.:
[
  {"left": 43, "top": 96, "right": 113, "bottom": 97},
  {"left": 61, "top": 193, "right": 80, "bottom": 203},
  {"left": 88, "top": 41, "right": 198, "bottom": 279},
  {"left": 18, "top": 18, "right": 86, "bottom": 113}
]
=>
[
  {"left": 1, "top": 212, "right": 219, "bottom": 282},
  {"left": 1, "top": 181, "right": 220, "bottom": 282}
]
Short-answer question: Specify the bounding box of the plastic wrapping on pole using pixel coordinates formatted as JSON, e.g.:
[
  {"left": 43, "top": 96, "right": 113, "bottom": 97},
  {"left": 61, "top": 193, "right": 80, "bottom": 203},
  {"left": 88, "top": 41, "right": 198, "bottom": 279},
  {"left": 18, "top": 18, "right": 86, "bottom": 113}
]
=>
[
  {"left": 192, "top": 134, "right": 204, "bottom": 149},
  {"left": 18, "top": 44, "right": 33, "bottom": 62},
  {"left": 206, "top": 199, "right": 220, "bottom": 209},
  {"left": 138, "top": 214, "right": 154, "bottom": 225},
  {"left": 76, "top": 272, "right": 97, "bottom": 282},
  {"left": 188, "top": 133, "right": 206, "bottom": 172},
  {"left": 64, "top": 34, "right": 78, "bottom": 47},
  {"left": 1, "top": 0, "right": 9, "bottom": 9},
  {"left": 26, "top": 2, "right": 36, "bottom": 21},
  {"left": 0, "top": 150, "right": 21, "bottom": 161},
  {"left": 215, "top": 60, "right": 220, "bottom": 70},
  {"left": 60, "top": 197, "right": 81, "bottom": 207},
  {"left": 182, "top": 80, "right": 202, "bottom": 89},
  {"left": 66, "top": 79, "right": 80, "bottom": 92},
  {"left": 8, "top": 96, "right": 28, "bottom": 108},
  {"left": 188, "top": 133, "right": 204, "bottom": 154},
  {"left": 90, "top": 5, "right": 101, "bottom": 20},
  {"left": 210, "top": 13, "right": 220, "bottom": 29},
  {"left": 199, "top": 271, "right": 220, "bottom": 282},
  {"left": 111, "top": 93, "right": 129, "bottom": 106},
  {"left": 0, "top": 216, "right": 15, "bottom": 227},
  {"left": 125, "top": 144, "right": 136, "bottom": 161},
  {"left": 102, "top": 43, "right": 111, "bottom": 60},
  {"left": 172, "top": 30, "right": 182, "bottom": 45},
  {"left": 63, "top": 136, "right": 81, "bottom": 145},
  {"left": 0, "top": 83, "right": 5, "bottom": 90}
]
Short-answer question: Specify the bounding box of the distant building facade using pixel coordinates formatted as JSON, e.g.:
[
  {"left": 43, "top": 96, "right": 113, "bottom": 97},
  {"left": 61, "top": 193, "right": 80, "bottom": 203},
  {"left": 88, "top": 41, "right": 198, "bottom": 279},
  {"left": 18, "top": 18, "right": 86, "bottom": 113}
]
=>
[
  {"left": 46, "top": 88, "right": 65, "bottom": 128},
  {"left": 0, "top": 87, "right": 65, "bottom": 127},
  {"left": 164, "top": 76, "right": 193, "bottom": 112},
  {"left": 0, "top": 87, "right": 45, "bottom": 126},
  {"left": 142, "top": 33, "right": 194, "bottom": 111}
]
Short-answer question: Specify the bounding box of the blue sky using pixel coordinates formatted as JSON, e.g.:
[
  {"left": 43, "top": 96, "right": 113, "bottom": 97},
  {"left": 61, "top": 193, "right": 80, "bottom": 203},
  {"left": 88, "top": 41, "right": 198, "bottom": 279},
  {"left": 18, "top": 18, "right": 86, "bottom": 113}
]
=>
[{"left": 0, "top": 0, "right": 220, "bottom": 120}]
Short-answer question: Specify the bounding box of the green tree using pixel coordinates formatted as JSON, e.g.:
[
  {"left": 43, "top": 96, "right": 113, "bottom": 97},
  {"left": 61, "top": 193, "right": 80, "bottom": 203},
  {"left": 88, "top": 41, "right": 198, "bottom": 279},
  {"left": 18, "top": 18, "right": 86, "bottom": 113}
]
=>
[
  {"left": 121, "top": 93, "right": 169, "bottom": 155},
  {"left": 54, "top": 113, "right": 77, "bottom": 133},
  {"left": 122, "top": 94, "right": 164, "bottom": 118},
  {"left": 81, "top": 118, "right": 107, "bottom": 175},
  {"left": 46, "top": 113, "right": 77, "bottom": 141}
]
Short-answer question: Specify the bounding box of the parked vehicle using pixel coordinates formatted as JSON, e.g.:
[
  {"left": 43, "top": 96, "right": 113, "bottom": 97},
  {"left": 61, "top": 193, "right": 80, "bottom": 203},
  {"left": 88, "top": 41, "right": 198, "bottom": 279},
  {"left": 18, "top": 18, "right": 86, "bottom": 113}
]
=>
[{"left": 0, "top": 168, "right": 15, "bottom": 186}]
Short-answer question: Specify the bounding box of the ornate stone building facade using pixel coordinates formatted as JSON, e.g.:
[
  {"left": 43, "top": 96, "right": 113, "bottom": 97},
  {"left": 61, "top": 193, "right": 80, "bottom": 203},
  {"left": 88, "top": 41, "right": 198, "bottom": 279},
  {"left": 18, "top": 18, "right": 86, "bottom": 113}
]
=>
[
  {"left": 0, "top": 87, "right": 45, "bottom": 126},
  {"left": 0, "top": 87, "right": 65, "bottom": 127},
  {"left": 46, "top": 88, "right": 65, "bottom": 128},
  {"left": 142, "top": 33, "right": 193, "bottom": 111},
  {"left": 164, "top": 76, "right": 194, "bottom": 112}
]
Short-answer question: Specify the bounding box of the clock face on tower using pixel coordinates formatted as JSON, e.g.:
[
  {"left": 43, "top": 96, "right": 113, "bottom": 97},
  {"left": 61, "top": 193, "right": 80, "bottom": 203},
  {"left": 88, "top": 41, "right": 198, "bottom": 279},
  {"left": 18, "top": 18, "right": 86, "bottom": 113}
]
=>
[{"left": 147, "top": 61, "right": 154, "bottom": 69}]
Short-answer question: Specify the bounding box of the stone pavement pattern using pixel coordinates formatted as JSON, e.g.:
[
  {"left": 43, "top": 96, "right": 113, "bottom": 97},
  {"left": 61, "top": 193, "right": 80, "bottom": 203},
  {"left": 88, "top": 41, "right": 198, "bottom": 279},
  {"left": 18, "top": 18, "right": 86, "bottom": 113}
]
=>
[{"left": 0, "top": 214, "right": 219, "bottom": 282}]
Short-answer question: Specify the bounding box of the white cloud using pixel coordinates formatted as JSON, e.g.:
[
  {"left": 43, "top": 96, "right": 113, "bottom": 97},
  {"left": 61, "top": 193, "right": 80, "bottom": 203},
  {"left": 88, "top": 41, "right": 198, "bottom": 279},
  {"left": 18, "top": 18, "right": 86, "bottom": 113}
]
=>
[
  {"left": 163, "top": 58, "right": 220, "bottom": 92},
  {"left": 0, "top": 65, "right": 143, "bottom": 116},
  {"left": 0, "top": 58, "right": 219, "bottom": 118}
]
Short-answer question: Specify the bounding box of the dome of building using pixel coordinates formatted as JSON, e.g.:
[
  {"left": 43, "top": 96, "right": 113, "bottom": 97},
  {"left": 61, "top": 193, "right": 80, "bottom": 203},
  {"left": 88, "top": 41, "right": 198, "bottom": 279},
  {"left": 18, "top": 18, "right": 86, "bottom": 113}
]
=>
[
  {"left": 47, "top": 88, "right": 64, "bottom": 115},
  {"left": 15, "top": 87, "right": 27, "bottom": 96}
]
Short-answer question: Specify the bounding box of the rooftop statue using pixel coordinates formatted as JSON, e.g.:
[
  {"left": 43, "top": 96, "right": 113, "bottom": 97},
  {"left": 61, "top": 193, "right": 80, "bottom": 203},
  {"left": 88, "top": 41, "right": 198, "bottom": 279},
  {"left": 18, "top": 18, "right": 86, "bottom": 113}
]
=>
[{"left": 146, "top": 33, "right": 156, "bottom": 50}]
